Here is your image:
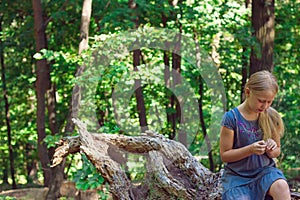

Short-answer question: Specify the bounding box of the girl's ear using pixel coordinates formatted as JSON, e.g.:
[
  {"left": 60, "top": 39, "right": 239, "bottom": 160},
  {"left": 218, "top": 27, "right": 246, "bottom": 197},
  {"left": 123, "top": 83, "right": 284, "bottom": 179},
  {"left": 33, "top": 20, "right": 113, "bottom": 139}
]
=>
[{"left": 245, "top": 87, "right": 250, "bottom": 98}]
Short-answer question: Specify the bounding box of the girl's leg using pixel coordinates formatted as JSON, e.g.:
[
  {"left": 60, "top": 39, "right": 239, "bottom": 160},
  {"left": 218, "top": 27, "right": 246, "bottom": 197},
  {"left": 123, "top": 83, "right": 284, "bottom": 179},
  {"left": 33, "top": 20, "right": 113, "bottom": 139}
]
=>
[{"left": 268, "top": 179, "right": 291, "bottom": 200}]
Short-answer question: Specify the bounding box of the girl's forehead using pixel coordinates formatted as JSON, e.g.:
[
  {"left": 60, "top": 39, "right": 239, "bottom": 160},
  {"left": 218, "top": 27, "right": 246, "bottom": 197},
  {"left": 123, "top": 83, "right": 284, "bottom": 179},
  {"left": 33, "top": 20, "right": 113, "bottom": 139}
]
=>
[{"left": 253, "top": 90, "right": 276, "bottom": 100}]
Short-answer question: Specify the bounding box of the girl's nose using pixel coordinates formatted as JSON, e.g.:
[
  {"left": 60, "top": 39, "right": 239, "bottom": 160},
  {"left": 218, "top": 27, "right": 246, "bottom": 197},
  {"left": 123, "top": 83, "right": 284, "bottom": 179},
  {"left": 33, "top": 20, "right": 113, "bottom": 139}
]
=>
[{"left": 261, "top": 103, "right": 268, "bottom": 109}]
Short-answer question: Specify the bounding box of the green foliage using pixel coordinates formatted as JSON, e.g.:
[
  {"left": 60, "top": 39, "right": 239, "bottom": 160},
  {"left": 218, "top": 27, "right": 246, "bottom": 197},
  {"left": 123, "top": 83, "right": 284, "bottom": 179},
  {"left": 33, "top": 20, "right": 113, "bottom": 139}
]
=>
[
  {"left": 274, "top": 0, "right": 300, "bottom": 177},
  {"left": 70, "top": 155, "right": 110, "bottom": 200},
  {"left": 0, "top": 196, "right": 16, "bottom": 200},
  {"left": 98, "top": 122, "right": 121, "bottom": 134},
  {"left": 44, "top": 135, "right": 61, "bottom": 148},
  {"left": 72, "top": 155, "right": 105, "bottom": 191}
]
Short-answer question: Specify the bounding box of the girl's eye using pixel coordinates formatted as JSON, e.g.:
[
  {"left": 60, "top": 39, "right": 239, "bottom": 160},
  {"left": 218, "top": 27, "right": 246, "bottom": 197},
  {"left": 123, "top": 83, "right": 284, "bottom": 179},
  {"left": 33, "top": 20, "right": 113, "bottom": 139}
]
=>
[{"left": 258, "top": 99, "right": 272, "bottom": 104}]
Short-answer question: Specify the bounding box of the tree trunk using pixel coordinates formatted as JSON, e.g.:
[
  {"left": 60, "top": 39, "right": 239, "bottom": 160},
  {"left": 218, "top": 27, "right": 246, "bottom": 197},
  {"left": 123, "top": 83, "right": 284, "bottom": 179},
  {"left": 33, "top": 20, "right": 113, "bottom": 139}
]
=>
[
  {"left": 65, "top": 0, "right": 93, "bottom": 134},
  {"left": 198, "top": 78, "right": 215, "bottom": 172},
  {"left": 32, "top": 0, "right": 52, "bottom": 187},
  {"left": 46, "top": 85, "right": 64, "bottom": 199},
  {"left": 133, "top": 49, "right": 148, "bottom": 132},
  {"left": 168, "top": 1, "right": 186, "bottom": 145},
  {"left": 129, "top": 0, "right": 148, "bottom": 133},
  {"left": 47, "top": 0, "right": 93, "bottom": 199},
  {"left": 171, "top": 49, "right": 183, "bottom": 143},
  {"left": 194, "top": 30, "right": 214, "bottom": 172},
  {"left": 162, "top": 11, "right": 173, "bottom": 140},
  {"left": 78, "top": 0, "right": 92, "bottom": 55},
  {"left": 250, "top": 0, "right": 275, "bottom": 75},
  {"left": 240, "top": 0, "right": 251, "bottom": 102},
  {"left": 0, "top": 17, "right": 17, "bottom": 189},
  {"left": 47, "top": 83, "right": 58, "bottom": 158}
]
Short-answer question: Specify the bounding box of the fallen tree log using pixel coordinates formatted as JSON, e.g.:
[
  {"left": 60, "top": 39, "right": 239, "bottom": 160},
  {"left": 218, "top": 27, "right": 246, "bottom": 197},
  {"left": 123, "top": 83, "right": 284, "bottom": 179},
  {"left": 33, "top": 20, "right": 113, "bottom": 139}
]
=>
[
  {"left": 51, "top": 119, "right": 222, "bottom": 199},
  {"left": 51, "top": 119, "right": 300, "bottom": 200}
]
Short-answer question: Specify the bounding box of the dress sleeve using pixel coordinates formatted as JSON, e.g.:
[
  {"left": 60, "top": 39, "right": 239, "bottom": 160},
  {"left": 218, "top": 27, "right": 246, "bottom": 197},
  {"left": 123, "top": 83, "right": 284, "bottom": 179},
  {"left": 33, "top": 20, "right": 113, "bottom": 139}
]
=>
[{"left": 221, "top": 109, "right": 235, "bottom": 131}]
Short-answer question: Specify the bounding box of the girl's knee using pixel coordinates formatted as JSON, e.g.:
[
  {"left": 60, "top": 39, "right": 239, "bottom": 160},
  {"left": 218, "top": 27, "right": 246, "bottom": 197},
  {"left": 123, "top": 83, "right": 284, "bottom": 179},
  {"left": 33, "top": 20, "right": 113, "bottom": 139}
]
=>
[
  {"left": 268, "top": 179, "right": 291, "bottom": 199},
  {"left": 271, "top": 179, "right": 289, "bottom": 190}
]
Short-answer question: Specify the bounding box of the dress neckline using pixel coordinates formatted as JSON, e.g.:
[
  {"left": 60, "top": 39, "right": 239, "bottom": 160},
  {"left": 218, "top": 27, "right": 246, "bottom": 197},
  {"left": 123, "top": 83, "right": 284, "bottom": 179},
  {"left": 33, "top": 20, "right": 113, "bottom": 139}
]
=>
[{"left": 234, "top": 107, "right": 258, "bottom": 123}]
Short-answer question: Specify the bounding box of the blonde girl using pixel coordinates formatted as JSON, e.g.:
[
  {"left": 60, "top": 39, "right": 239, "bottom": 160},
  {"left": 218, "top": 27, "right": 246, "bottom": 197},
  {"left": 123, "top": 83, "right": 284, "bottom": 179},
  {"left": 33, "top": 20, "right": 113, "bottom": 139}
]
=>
[{"left": 220, "top": 70, "right": 290, "bottom": 200}]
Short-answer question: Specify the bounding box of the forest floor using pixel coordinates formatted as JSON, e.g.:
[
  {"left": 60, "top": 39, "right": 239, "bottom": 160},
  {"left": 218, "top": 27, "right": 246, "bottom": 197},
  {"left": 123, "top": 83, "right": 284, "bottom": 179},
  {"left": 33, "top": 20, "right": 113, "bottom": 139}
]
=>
[
  {"left": 0, "top": 178, "right": 299, "bottom": 200},
  {"left": 0, "top": 182, "right": 104, "bottom": 200}
]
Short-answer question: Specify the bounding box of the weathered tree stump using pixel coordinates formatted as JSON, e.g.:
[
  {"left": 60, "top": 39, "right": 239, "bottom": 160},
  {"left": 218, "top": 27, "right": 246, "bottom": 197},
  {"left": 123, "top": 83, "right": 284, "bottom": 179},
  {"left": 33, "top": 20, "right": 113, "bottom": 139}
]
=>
[
  {"left": 51, "top": 119, "right": 222, "bottom": 199},
  {"left": 51, "top": 119, "right": 300, "bottom": 200}
]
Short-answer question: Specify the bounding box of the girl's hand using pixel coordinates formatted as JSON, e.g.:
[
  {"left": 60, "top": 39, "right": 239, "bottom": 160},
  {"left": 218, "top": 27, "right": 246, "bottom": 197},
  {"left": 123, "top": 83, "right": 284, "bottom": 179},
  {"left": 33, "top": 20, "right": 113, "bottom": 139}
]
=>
[
  {"left": 266, "top": 138, "right": 277, "bottom": 151},
  {"left": 251, "top": 140, "right": 267, "bottom": 155}
]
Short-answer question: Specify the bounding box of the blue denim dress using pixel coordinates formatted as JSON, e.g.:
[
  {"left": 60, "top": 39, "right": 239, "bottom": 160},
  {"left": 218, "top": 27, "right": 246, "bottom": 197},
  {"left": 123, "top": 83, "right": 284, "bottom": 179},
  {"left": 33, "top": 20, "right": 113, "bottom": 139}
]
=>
[{"left": 221, "top": 107, "right": 286, "bottom": 200}]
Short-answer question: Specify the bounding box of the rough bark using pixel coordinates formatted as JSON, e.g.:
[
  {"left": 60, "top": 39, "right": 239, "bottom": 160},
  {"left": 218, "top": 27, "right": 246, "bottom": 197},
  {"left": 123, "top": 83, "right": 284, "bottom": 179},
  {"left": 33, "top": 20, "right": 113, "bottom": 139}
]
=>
[
  {"left": 250, "top": 0, "right": 275, "bottom": 75},
  {"left": 47, "top": 83, "right": 58, "bottom": 159},
  {"left": 52, "top": 119, "right": 222, "bottom": 200},
  {"left": 32, "top": 0, "right": 52, "bottom": 187}
]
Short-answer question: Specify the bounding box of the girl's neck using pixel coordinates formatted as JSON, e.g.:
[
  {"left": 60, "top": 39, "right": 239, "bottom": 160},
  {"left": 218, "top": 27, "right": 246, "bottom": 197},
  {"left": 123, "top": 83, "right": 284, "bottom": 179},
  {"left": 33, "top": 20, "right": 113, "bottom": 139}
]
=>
[{"left": 238, "top": 102, "right": 259, "bottom": 121}]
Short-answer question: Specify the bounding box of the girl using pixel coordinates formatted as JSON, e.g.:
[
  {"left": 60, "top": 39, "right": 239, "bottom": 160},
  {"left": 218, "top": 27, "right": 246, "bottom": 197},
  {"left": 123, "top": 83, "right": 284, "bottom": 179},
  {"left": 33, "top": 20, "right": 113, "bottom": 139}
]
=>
[{"left": 220, "top": 70, "right": 291, "bottom": 200}]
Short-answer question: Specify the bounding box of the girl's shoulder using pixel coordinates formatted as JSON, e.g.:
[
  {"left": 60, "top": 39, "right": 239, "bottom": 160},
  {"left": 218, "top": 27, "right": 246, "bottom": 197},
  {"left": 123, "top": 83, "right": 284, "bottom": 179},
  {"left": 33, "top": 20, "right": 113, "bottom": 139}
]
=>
[
  {"left": 221, "top": 107, "right": 238, "bottom": 130},
  {"left": 223, "top": 107, "right": 239, "bottom": 120}
]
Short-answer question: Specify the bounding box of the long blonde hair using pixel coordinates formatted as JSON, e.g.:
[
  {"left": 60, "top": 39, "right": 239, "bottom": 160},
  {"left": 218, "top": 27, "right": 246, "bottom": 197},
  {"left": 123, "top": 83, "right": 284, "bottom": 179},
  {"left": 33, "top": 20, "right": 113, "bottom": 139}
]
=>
[{"left": 245, "top": 70, "right": 284, "bottom": 140}]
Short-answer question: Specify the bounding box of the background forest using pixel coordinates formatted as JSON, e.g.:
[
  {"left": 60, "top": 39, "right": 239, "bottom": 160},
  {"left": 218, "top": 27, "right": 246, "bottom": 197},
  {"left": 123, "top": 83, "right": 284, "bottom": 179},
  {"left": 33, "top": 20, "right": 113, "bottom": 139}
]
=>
[{"left": 0, "top": 0, "right": 299, "bottom": 199}]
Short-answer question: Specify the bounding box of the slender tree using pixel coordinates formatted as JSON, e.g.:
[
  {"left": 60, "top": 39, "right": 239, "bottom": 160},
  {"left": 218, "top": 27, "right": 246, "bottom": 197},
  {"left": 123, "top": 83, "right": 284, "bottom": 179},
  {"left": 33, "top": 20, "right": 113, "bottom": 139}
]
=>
[
  {"left": 70, "top": 0, "right": 93, "bottom": 121},
  {"left": 47, "top": 0, "right": 93, "bottom": 198},
  {"left": 162, "top": 0, "right": 185, "bottom": 145},
  {"left": 47, "top": 84, "right": 58, "bottom": 159},
  {"left": 250, "top": 0, "right": 275, "bottom": 74},
  {"left": 0, "top": 16, "right": 16, "bottom": 189},
  {"left": 129, "top": 0, "right": 148, "bottom": 132},
  {"left": 32, "top": 0, "right": 52, "bottom": 187},
  {"left": 161, "top": 4, "right": 173, "bottom": 140},
  {"left": 63, "top": 0, "right": 93, "bottom": 138},
  {"left": 194, "top": 30, "right": 214, "bottom": 172},
  {"left": 171, "top": 1, "right": 187, "bottom": 146}
]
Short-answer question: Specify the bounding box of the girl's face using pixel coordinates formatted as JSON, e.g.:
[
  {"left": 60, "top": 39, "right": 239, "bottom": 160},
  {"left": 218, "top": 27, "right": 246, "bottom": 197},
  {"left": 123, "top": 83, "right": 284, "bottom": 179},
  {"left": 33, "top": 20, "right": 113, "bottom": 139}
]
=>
[{"left": 246, "top": 89, "right": 276, "bottom": 113}]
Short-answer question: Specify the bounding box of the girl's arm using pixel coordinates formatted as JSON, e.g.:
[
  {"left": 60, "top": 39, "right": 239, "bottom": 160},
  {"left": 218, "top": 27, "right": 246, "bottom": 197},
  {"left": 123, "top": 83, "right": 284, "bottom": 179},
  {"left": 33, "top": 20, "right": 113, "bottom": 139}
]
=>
[
  {"left": 266, "top": 147, "right": 281, "bottom": 158},
  {"left": 220, "top": 126, "right": 267, "bottom": 163}
]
